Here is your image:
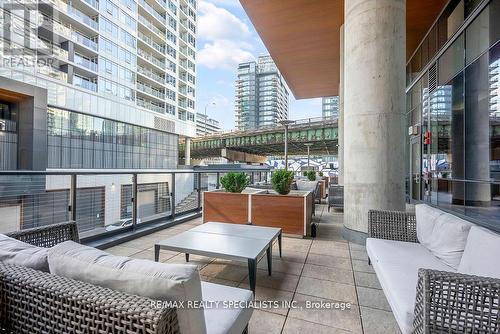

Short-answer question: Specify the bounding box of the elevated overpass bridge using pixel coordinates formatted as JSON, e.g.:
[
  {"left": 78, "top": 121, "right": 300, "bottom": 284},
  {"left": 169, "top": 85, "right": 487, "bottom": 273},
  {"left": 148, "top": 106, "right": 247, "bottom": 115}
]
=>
[{"left": 180, "top": 117, "right": 339, "bottom": 163}]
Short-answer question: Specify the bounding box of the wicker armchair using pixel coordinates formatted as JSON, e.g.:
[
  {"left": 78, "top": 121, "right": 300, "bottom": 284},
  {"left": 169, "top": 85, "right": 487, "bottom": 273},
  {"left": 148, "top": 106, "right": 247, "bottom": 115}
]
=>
[
  {"left": 368, "top": 210, "right": 500, "bottom": 334},
  {"left": 1, "top": 222, "right": 179, "bottom": 334}
]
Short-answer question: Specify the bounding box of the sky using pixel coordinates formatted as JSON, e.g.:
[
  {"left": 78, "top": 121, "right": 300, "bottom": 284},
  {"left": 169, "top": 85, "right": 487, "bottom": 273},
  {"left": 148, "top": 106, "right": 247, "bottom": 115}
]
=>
[{"left": 195, "top": 0, "right": 322, "bottom": 131}]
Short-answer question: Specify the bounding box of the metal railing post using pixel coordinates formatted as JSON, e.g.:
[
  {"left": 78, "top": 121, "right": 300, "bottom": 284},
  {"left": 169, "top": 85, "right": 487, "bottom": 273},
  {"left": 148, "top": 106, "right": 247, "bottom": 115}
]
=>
[
  {"left": 69, "top": 174, "right": 77, "bottom": 222},
  {"left": 197, "top": 172, "right": 202, "bottom": 210},
  {"left": 132, "top": 174, "right": 138, "bottom": 231},
  {"left": 171, "top": 172, "right": 176, "bottom": 220},
  {"left": 251, "top": 172, "right": 255, "bottom": 185},
  {"left": 216, "top": 172, "right": 220, "bottom": 189}
]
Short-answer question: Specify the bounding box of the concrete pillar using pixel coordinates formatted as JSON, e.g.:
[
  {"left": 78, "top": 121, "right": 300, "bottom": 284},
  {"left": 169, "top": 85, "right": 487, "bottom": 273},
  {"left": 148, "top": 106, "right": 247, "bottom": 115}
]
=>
[
  {"left": 343, "top": 0, "right": 406, "bottom": 242},
  {"left": 185, "top": 137, "right": 191, "bottom": 166},
  {"left": 338, "top": 25, "right": 344, "bottom": 186}
]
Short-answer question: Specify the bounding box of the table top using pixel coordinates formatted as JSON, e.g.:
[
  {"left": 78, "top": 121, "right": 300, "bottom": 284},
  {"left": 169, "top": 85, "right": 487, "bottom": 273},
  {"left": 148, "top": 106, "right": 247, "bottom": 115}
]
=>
[
  {"left": 156, "top": 230, "right": 271, "bottom": 261},
  {"left": 191, "top": 222, "right": 281, "bottom": 240}
]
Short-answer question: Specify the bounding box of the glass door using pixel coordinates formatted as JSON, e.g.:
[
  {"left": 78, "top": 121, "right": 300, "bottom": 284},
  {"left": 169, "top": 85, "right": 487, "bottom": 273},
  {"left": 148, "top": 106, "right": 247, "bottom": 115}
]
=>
[{"left": 410, "top": 136, "right": 422, "bottom": 201}]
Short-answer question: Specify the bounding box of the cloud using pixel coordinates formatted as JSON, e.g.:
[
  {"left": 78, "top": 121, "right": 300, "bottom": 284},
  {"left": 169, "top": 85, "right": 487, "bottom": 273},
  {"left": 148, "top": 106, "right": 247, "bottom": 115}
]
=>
[
  {"left": 203, "top": 0, "right": 241, "bottom": 8},
  {"left": 197, "top": 0, "right": 255, "bottom": 70}
]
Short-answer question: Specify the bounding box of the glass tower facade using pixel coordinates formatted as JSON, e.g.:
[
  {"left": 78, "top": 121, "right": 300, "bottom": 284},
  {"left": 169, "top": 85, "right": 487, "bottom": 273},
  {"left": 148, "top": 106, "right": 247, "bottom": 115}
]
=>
[
  {"left": 406, "top": 0, "right": 500, "bottom": 231},
  {"left": 322, "top": 96, "right": 339, "bottom": 118}
]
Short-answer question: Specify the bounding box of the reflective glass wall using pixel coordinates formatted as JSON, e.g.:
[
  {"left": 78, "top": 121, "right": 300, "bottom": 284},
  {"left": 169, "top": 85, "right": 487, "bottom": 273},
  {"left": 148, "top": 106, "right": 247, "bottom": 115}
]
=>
[{"left": 406, "top": 0, "right": 500, "bottom": 231}]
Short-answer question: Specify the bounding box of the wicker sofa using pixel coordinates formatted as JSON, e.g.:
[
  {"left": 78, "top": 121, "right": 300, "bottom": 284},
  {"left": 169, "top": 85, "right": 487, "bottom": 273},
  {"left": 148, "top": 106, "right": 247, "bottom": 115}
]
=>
[
  {"left": 0, "top": 222, "right": 250, "bottom": 334},
  {"left": 367, "top": 205, "right": 500, "bottom": 334}
]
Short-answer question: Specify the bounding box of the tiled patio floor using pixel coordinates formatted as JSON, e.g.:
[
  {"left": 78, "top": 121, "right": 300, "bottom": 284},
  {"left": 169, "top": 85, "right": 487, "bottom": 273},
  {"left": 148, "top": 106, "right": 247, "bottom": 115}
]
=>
[{"left": 105, "top": 204, "right": 401, "bottom": 334}]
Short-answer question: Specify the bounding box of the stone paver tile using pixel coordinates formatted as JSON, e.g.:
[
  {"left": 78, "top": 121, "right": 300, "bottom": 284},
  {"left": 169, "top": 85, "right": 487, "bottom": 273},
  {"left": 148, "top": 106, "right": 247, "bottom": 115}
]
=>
[
  {"left": 356, "top": 286, "right": 391, "bottom": 311},
  {"left": 360, "top": 306, "right": 401, "bottom": 334},
  {"left": 349, "top": 243, "right": 367, "bottom": 251},
  {"left": 288, "top": 293, "right": 362, "bottom": 333},
  {"left": 283, "top": 317, "right": 351, "bottom": 334},
  {"left": 166, "top": 253, "right": 212, "bottom": 270},
  {"left": 200, "top": 263, "right": 249, "bottom": 282},
  {"left": 105, "top": 245, "right": 142, "bottom": 257},
  {"left": 354, "top": 271, "right": 382, "bottom": 289},
  {"left": 301, "top": 264, "right": 354, "bottom": 285},
  {"left": 274, "top": 250, "right": 308, "bottom": 264},
  {"left": 350, "top": 249, "right": 369, "bottom": 261},
  {"left": 252, "top": 269, "right": 300, "bottom": 292},
  {"left": 248, "top": 309, "right": 286, "bottom": 334},
  {"left": 201, "top": 276, "right": 240, "bottom": 287},
  {"left": 257, "top": 256, "right": 305, "bottom": 276},
  {"left": 352, "top": 259, "right": 375, "bottom": 273},
  {"left": 131, "top": 249, "right": 178, "bottom": 262},
  {"left": 296, "top": 276, "right": 357, "bottom": 304},
  {"left": 309, "top": 241, "right": 351, "bottom": 258},
  {"left": 239, "top": 283, "right": 294, "bottom": 316},
  {"left": 306, "top": 253, "right": 352, "bottom": 270}
]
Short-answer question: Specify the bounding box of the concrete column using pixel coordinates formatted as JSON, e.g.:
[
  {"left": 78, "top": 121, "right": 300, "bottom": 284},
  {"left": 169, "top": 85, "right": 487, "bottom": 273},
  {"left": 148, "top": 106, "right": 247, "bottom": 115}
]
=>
[
  {"left": 185, "top": 137, "right": 191, "bottom": 166},
  {"left": 343, "top": 0, "right": 406, "bottom": 242},
  {"left": 338, "top": 25, "right": 344, "bottom": 186}
]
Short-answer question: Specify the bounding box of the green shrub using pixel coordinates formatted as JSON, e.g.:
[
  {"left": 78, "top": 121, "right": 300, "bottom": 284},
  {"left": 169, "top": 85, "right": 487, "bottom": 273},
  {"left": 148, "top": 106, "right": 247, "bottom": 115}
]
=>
[
  {"left": 271, "top": 169, "right": 294, "bottom": 195},
  {"left": 302, "top": 171, "right": 307, "bottom": 176},
  {"left": 318, "top": 171, "right": 324, "bottom": 177},
  {"left": 220, "top": 172, "right": 250, "bottom": 193},
  {"left": 306, "top": 171, "right": 316, "bottom": 181}
]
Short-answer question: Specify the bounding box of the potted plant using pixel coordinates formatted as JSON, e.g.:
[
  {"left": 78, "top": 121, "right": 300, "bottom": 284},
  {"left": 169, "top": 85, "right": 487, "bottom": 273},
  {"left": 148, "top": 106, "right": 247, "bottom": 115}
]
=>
[
  {"left": 306, "top": 171, "right": 316, "bottom": 181},
  {"left": 220, "top": 172, "right": 250, "bottom": 193},
  {"left": 318, "top": 171, "right": 323, "bottom": 177},
  {"left": 271, "top": 169, "right": 294, "bottom": 195}
]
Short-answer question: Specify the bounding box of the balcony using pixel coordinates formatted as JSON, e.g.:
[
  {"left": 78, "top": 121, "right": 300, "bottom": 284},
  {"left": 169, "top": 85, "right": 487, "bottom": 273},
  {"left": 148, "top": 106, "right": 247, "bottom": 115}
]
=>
[
  {"left": 138, "top": 31, "right": 166, "bottom": 55},
  {"left": 137, "top": 81, "right": 165, "bottom": 100},
  {"left": 37, "top": 65, "right": 68, "bottom": 82},
  {"left": 138, "top": 14, "right": 166, "bottom": 39},
  {"left": 136, "top": 97, "right": 165, "bottom": 113},
  {"left": 137, "top": 48, "right": 166, "bottom": 70},
  {"left": 137, "top": 65, "right": 165, "bottom": 85},
  {"left": 73, "top": 75, "right": 97, "bottom": 91},
  {"left": 72, "top": 31, "right": 98, "bottom": 51},
  {"left": 74, "top": 54, "right": 97, "bottom": 72}
]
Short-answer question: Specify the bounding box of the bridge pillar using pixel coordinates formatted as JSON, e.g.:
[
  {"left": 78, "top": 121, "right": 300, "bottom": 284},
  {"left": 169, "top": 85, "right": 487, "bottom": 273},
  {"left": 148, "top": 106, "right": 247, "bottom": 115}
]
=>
[{"left": 343, "top": 0, "right": 406, "bottom": 243}]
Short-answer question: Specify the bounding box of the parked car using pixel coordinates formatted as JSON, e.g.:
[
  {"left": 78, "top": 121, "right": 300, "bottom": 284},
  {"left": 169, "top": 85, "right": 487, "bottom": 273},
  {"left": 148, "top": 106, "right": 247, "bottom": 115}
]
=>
[{"left": 105, "top": 218, "right": 141, "bottom": 231}]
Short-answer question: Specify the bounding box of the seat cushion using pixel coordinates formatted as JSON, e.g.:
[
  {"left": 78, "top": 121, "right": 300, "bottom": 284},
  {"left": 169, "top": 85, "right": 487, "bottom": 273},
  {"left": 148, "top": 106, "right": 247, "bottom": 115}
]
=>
[
  {"left": 0, "top": 234, "right": 49, "bottom": 272},
  {"left": 458, "top": 226, "right": 500, "bottom": 279},
  {"left": 48, "top": 241, "right": 206, "bottom": 334},
  {"left": 202, "top": 282, "right": 253, "bottom": 334},
  {"left": 415, "top": 204, "right": 443, "bottom": 248},
  {"left": 425, "top": 213, "right": 473, "bottom": 269},
  {"left": 367, "top": 238, "right": 455, "bottom": 334}
]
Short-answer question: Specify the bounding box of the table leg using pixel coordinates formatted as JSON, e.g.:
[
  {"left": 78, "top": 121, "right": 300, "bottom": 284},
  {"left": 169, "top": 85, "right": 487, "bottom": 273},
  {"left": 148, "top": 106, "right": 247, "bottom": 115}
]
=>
[
  {"left": 154, "top": 245, "right": 160, "bottom": 262},
  {"left": 278, "top": 232, "right": 282, "bottom": 258},
  {"left": 248, "top": 258, "right": 257, "bottom": 295},
  {"left": 185, "top": 253, "right": 190, "bottom": 262},
  {"left": 266, "top": 245, "right": 272, "bottom": 276}
]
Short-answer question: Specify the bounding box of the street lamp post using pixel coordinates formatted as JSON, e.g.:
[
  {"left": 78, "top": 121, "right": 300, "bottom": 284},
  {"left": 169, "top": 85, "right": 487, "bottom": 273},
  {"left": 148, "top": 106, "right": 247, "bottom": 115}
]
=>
[
  {"left": 204, "top": 102, "right": 216, "bottom": 136},
  {"left": 305, "top": 143, "right": 313, "bottom": 167},
  {"left": 279, "top": 120, "right": 295, "bottom": 170}
]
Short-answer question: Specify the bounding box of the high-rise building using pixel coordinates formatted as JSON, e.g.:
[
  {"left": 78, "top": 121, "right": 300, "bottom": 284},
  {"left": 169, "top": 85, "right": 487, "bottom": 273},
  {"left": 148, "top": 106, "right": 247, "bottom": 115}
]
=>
[
  {"left": 0, "top": 0, "right": 197, "bottom": 232},
  {"left": 322, "top": 96, "right": 339, "bottom": 118},
  {"left": 0, "top": 0, "right": 197, "bottom": 170},
  {"left": 196, "top": 112, "right": 221, "bottom": 136},
  {"left": 235, "top": 55, "right": 289, "bottom": 130}
]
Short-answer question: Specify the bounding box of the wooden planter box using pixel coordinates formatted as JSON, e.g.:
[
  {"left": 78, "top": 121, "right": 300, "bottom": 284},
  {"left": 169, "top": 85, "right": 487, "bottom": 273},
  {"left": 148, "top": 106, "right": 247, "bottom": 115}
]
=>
[{"left": 203, "top": 188, "right": 313, "bottom": 237}]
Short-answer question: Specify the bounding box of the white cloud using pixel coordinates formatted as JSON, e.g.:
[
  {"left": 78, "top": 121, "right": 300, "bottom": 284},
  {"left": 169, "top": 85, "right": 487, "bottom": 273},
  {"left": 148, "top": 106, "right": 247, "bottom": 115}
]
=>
[{"left": 197, "top": 0, "right": 255, "bottom": 70}]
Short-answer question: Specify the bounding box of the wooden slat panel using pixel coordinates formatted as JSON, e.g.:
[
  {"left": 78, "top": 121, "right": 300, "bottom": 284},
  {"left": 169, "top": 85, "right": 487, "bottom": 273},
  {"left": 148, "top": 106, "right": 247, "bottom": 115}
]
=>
[
  {"left": 251, "top": 194, "right": 305, "bottom": 236},
  {"left": 203, "top": 192, "right": 249, "bottom": 224}
]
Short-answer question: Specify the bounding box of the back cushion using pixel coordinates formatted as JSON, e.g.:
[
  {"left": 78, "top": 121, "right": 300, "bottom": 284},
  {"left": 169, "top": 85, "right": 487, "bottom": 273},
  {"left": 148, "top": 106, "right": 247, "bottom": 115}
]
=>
[
  {"left": 0, "top": 234, "right": 49, "bottom": 272},
  {"left": 48, "top": 241, "right": 206, "bottom": 334},
  {"left": 415, "top": 204, "right": 444, "bottom": 248},
  {"left": 425, "top": 213, "right": 473, "bottom": 269},
  {"left": 458, "top": 226, "right": 500, "bottom": 278}
]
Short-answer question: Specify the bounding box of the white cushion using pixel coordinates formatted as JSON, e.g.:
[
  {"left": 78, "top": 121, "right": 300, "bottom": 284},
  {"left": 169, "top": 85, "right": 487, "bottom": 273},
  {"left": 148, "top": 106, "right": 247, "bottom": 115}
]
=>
[
  {"left": 367, "top": 238, "right": 455, "bottom": 334},
  {"left": 424, "top": 213, "right": 473, "bottom": 269},
  {"left": 415, "top": 204, "right": 443, "bottom": 248},
  {"left": 458, "top": 226, "right": 500, "bottom": 278},
  {"left": 202, "top": 282, "right": 253, "bottom": 334},
  {"left": 48, "top": 241, "right": 206, "bottom": 334},
  {"left": 0, "top": 234, "right": 49, "bottom": 272}
]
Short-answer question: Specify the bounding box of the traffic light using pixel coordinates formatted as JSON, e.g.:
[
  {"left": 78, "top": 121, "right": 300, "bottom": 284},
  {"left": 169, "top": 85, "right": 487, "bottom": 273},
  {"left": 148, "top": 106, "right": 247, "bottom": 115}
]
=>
[{"left": 423, "top": 131, "right": 432, "bottom": 145}]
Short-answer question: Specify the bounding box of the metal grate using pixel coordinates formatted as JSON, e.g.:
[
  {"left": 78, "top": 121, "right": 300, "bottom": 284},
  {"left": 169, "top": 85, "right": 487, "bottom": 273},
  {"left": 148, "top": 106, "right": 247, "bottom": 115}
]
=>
[
  {"left": 154, "top": 116, "right": 175, "bottom": 133},
  {"left": 428, "top": 62, "right": 437, "bottom": 93}
]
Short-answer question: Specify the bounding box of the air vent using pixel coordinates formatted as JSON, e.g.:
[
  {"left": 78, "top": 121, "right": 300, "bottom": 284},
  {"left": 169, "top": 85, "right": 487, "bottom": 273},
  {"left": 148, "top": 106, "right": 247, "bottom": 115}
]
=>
[
  {"left": 428, "top": 63, "right": 437, "bottom": 93},
  {"left": 154, "top": 116, "right": 175, "bottom": 133}
]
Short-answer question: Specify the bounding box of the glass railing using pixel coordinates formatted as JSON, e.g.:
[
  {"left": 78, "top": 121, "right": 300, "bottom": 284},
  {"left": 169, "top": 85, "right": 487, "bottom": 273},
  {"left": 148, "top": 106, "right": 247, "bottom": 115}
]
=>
[
  {"left": 37, "top": 65, "right": 68, "bottom": 82},
  {"left": 72, "top": 32, "right": 98, "bottom": 51},
  {"left": 81, "top": 0, "right": 99, "bottom": 10},
  {"left": 137, "top": 66, "right": 165, "bottom": 85},
  {"left": 138, "top": 31, "right": 166, "bottom": 54},
  {"left": 137, "top": 48, "right": 165, "bottom": 69},
  {"left": 137, "top": 81, "right": 165, "bottom": 99},
  {"left": 74, "top": 75, "right": 97, "bottom": 91},
  {"left": 138, "top": 15, "right": 166, "bottom": 38},
  {"left": 137, "top": 0, "right": 166, "bottom": 25},
  {"left": 74, "top": 54, "right": 98, "bottom": 72},
  {"left": 136, "top": 98, "right": 165, "bottom": 113},
  {"left": 48, "top": 0, "right": 99, "bottom": 30}
]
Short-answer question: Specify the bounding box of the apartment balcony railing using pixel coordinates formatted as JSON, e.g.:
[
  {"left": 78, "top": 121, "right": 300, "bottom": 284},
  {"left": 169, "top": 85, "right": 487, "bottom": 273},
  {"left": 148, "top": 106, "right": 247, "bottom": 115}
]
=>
[
  {"left": 37, "top": 65, "right": 68, "bottom": 82},
  {"left": 137, "top": 0, "right": 166, "bottom": 26},
  {"left": 137, "top": 66, "right": 165, "bottom": 85},
  {"left": 74, "top": 54, "right": 98, "bottom": 72},
  {"left": 74, "top": 75, "right": 97, "bottom": 91},
  {"left": 137, "top": 81, "right": 165, "bottom": 99},
  {"left": 137, "top": 97, "right": 165, "bottom": 113},
  {"left": 81, "top": 0, "right": 99, "bottom": 10},
  {"left": 137, "top": 48, "right": 166, "bottom": 70},
  {"left": 138, "top": 15, "right": 166, "bottom": 38},
  {"left": 138, "top": 31, "right": 166, "bottom": 54},
  {"left": 72, "top": 32, "right": 98, "bottom": 51},
  {"left": 47, "top": 0, "right": 99, "bottom": 30}
]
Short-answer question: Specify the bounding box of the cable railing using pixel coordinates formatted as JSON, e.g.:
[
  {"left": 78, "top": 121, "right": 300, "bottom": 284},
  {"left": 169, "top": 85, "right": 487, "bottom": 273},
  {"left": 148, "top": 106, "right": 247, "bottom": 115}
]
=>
[{"left": 0, "top": 168, "right": 270, "bottom": 242}]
